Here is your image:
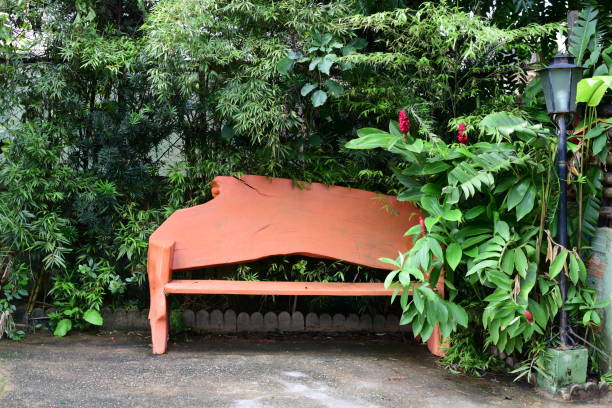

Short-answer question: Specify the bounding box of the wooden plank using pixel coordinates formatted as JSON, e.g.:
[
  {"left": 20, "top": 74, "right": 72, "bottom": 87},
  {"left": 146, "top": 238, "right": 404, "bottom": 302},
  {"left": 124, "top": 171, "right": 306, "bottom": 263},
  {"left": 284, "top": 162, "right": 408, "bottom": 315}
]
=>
[
  {"left": 150, "top": 175, "right": 420, "bottom": 271},
  {"left": 164, "top": 280, "right": 413, "bottom": 296}
]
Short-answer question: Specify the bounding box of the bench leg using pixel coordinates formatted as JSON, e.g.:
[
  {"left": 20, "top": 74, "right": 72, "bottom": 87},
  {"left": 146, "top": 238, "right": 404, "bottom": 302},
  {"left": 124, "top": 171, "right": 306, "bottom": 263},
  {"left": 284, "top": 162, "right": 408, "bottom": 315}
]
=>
[
  {"left": 426, "top": 324, "right": 444, "bottom": 357},
  {"left": 426, "top": 271, "right": 446, "bottom": 357},
  {"left": 147, "top": 239, "right": 175, "bottom": 355},
  {"left": 149, "top": 290, "right": 169, "bottom": 354}
]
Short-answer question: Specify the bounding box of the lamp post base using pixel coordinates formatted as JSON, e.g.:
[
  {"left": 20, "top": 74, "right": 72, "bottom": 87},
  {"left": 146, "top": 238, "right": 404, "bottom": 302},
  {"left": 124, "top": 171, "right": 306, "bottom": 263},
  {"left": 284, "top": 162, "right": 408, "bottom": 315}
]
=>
[{"left": 536, "top": 347, "right": 590, "bottom": 397}]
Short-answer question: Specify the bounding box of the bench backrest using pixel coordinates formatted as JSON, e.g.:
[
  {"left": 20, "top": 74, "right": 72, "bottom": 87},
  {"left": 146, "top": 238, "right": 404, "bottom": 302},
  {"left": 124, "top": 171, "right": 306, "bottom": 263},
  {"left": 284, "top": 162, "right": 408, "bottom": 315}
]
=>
[{"left": 149, "top": 175, "right": 421, "bottom": 271}]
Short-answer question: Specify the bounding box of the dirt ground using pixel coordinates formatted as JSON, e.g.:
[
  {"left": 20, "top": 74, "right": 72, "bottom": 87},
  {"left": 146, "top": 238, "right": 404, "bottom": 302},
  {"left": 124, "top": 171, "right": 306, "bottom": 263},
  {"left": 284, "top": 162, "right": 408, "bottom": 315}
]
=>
[{"left": 0, "top": 331, "right": 610, "bottom": 408}]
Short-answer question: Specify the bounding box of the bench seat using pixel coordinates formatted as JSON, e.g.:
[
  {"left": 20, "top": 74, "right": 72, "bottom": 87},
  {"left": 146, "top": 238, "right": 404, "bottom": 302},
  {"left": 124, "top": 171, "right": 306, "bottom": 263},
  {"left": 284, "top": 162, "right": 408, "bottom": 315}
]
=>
[{"left": 164, "top": 280, "right": 414, "bottom": 296}]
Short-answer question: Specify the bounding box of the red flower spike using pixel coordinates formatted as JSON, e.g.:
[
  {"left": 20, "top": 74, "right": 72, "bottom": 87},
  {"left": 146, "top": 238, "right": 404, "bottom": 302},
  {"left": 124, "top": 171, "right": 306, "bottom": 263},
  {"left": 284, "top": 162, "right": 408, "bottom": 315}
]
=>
[
  {"left": 399, "top": 110, "right": 410, "bottom": 137},
  {"left": 524, "top": 310, "right": 533, "bottom": 323},
  {"left": 457, "top": 123, "right": 468, "bottom": 145},
  {"left": 419, "top": 216, "right": 426, "bottom": 234}
]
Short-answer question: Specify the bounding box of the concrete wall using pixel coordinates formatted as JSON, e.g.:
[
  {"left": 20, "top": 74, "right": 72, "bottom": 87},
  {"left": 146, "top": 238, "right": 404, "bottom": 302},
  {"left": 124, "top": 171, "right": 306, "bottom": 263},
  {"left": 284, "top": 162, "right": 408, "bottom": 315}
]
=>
[{"left": 588, "top": 227, "right": 612, "bottom": 372}]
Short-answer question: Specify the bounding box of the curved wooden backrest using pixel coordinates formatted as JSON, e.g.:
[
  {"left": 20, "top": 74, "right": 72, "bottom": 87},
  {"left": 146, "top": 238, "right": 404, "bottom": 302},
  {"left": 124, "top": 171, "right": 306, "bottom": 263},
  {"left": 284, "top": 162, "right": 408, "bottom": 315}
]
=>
[{"left": 149, "top": 175, "right": 421, "bottom": 271}]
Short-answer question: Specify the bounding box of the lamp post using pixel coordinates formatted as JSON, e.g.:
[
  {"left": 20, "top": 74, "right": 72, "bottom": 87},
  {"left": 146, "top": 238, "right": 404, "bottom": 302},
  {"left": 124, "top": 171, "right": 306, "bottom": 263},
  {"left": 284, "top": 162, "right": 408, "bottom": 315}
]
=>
[{"left": 539, "top": 54, "right": 583, "bottom": 348}]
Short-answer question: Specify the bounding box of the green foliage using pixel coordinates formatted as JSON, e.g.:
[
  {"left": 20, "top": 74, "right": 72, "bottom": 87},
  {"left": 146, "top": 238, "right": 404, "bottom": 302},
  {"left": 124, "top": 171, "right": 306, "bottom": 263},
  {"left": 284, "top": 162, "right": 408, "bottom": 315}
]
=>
[
  {"left": 0, "top": 261, "right": 28, "bottom": 340},
  {"left": 602, "top": 372, "right": 612, "bottom": 389},
  {"left": 569, "top": 8, "right": 599, "bottom": 67},
  {"left": 144, "top": 0, "right": 352, "bottom": 153},
  {"left": 346, "top": 104, "right": 607, "bottom": 361},
  {"left": 577, "top": 76, "right": 612, "bottom": 106},
  {"left": 278, "top": 33, "right": 366, "bottom": 107},
  {"left": 0, "top": 0, "right": 608, "bottom": 383},
  {"left": 49, "top": 260, "right": 125, "bottom": 336},
  {"left": 440, "top": 330, "right": 504, "bottom": 376},
  {"left": 340, "top": 2, "right": 559, "bottom": 131}
]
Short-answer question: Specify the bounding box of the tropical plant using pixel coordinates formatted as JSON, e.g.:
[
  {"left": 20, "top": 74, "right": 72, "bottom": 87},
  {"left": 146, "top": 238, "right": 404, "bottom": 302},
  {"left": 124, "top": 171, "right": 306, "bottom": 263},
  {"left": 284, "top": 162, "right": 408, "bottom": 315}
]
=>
[
  {"left": 345, "top": 108, "right": 605, "bottom": 359},
  {"left": 49, "top": 260, "right": 124, "bottom": 337}
]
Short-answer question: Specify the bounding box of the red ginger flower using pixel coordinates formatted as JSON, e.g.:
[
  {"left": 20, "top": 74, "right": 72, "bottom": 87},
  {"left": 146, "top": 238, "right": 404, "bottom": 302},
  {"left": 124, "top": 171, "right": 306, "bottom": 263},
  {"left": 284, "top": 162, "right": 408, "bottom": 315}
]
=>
[
  {"left": 419, "top": 216, "right": 426, "bottom": 234},
  {"left": 524, "top": 310, "right": 533, "bottom": 323},
  {"left": 399, "top": 110, "right": 410, "bottom": 137},
  {"left": 457, "top": 123, "right": 468, "bottom": 144}
]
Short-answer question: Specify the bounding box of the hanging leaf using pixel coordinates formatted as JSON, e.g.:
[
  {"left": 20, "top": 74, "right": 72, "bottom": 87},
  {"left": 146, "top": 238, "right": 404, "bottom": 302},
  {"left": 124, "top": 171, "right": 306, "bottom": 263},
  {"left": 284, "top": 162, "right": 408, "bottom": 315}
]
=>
[
  {"left": 501, "top": 250, "right": 514, "bottom": 275},
  {"left": 569, "top": 255, "right": 580, "bottom": 285},
  {"left": 384, "top": 270, "right": 400, "bottom": 289},
  {"left": 518, "top": 263, "right": 537, "bottom": 304},
  {"left": 528, "top": 299, "right": 547, "bottom": 329},
  {"left": 549, "top": 249, "right": 569, "bottom": 279},
  {"left": 446, "top": 243, "right": 462, "bottom": 270},
  {"left": 300, "top": 83, "right": 317, "bottom": 96},
  {"left": 494, "top": 220, "right": 510, "bottom": 241},
  {"left": 311, "top": 90, "right": 328, "bottom": 107}
]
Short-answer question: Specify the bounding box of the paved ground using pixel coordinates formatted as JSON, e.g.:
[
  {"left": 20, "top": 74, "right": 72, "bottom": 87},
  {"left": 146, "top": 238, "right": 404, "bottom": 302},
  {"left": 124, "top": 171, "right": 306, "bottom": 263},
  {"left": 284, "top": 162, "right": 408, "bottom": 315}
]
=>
[{"left": 0, "top": 331, "right": 610, "bottom": 408}]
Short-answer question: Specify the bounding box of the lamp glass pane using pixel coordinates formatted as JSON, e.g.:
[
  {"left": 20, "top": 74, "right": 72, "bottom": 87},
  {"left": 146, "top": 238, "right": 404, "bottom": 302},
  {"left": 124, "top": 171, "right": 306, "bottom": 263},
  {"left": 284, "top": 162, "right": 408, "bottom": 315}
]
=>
[
  {"left": 541, "top": 71, "right": 554, "bottom": 113},
  {"left": 551, "top": 69, "right": 571, "bottom": 113},
  {"left": 569, "top": 68, "right": 582, "bottom": 112}
]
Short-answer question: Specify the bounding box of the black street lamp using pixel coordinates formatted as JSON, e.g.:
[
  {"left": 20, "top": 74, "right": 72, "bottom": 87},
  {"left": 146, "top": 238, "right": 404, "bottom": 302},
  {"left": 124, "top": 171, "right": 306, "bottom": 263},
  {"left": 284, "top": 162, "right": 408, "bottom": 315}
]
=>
[{"left": 539, "top": 54, "right": 583, "bottom": 348}]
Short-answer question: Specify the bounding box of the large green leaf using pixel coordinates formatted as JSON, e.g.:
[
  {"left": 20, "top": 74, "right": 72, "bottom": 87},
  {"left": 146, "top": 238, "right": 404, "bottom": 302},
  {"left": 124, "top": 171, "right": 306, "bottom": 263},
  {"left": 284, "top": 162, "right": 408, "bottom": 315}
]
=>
[
  {"left": 479, "top": 112, "right": 537, "bottom": 138},
  {"left": 54, "top": 319, "right": 72, "bottom": 337},
  {"left": 568, "top": 8, "right": 598, "bottom": 66},
  {"left": 345, "top": 133, "right": 399, "bottom": 150},
  {"left": 576, "top": 76, "right": 612, "bottom": 106},
  {"left": 83, "top": 309, "right": 104, "bottom": 326}
]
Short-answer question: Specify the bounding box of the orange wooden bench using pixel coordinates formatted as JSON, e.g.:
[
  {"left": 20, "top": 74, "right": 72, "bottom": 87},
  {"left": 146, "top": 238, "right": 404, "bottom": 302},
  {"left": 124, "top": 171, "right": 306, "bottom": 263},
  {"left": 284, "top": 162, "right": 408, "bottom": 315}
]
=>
[{"left": 147, "top": 175, "right": 444, "bottom": 356}]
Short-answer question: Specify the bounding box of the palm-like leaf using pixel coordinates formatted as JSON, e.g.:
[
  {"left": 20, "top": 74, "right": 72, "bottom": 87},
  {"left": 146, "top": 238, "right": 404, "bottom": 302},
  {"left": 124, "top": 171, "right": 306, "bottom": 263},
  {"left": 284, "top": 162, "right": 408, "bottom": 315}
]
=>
[{"left": 569, "top": 8, "right": 598, "bottom": 66}]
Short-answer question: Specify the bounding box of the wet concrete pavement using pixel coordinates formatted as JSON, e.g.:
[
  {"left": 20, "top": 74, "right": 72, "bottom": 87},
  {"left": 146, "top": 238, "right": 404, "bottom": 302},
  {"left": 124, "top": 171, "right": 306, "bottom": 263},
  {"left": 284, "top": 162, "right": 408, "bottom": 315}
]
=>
[{"left": 0, "top": 331, "right": 610, "bottom": 407}]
